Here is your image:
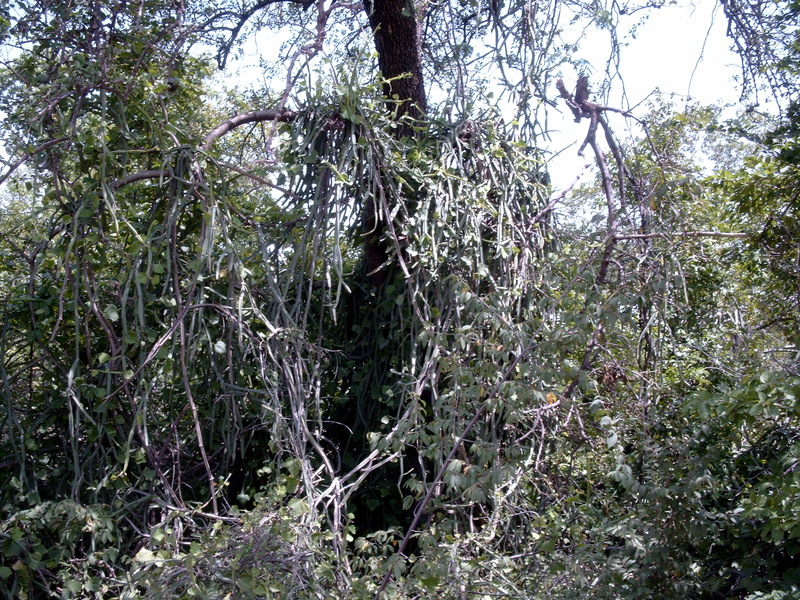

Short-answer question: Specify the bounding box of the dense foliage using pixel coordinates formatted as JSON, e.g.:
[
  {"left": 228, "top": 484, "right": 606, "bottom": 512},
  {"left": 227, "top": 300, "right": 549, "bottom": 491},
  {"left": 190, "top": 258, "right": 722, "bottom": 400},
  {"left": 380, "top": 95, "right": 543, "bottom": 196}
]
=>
[{"left": 0, "top": 0, "right": 798, "bottom": 598}]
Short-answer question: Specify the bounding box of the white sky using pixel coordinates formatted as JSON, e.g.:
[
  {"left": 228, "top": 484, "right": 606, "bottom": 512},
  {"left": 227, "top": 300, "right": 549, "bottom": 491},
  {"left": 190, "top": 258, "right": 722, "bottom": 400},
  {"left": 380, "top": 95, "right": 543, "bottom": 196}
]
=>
[{"left": 546, "top": 0, "right": 741, "bottom": 189}]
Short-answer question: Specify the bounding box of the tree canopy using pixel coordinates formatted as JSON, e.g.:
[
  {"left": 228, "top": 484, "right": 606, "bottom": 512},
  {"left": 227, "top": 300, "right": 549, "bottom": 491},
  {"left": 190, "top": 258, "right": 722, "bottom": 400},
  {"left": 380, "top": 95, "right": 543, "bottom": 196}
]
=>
[{"left": 0, "top": 0, "right": 798, "bottom": 598}]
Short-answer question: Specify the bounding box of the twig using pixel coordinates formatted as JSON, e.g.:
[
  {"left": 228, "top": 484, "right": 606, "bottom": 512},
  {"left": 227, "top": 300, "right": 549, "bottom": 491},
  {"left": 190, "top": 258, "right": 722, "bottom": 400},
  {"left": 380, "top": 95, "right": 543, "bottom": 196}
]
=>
[
  {"left": 534, "top": 162, "right": 591, "bottom": 222},
  {"left": 211, "top": 0, "right": 315, "bottom": 69}
]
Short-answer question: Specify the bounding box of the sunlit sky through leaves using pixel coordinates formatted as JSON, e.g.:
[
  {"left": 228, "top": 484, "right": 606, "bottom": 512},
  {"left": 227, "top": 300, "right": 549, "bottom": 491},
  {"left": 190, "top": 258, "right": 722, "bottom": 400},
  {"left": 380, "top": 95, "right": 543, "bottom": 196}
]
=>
[
  {"left": 0, "top": 0, "right": 743, "bottom": 197},
  {"left": 223, "top": 0, "right": 742, "bottom": 191}
]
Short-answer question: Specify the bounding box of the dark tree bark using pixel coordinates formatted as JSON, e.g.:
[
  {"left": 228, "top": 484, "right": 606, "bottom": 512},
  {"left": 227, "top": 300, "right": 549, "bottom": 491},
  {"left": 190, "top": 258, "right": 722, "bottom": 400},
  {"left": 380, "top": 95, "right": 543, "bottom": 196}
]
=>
[
  {"left": 362, "top": 0, "right": 427, "bottom": 286},
  {"left": 363, "top": 0, "right": 427, "bottom": 126}
]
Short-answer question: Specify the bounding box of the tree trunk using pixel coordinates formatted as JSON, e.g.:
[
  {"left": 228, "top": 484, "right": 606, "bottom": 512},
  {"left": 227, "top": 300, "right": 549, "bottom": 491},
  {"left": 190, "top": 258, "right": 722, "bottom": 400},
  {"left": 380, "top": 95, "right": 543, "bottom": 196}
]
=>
[
  {"left": 362, "top": 0, "right": 426, "bottom": 286},
  {"left": 364, "top": 0, "right": 427, "bottom": 126}
]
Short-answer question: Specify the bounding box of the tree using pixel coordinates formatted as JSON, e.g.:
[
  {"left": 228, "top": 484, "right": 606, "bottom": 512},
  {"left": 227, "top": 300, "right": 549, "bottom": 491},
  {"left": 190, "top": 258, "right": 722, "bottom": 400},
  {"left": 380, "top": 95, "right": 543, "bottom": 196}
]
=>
[
  {"left": 0, "top": 0, "right": 798, "bottom": 598},
  {"left": 0, "top": 0, "right": 557, "bottom": 595}
]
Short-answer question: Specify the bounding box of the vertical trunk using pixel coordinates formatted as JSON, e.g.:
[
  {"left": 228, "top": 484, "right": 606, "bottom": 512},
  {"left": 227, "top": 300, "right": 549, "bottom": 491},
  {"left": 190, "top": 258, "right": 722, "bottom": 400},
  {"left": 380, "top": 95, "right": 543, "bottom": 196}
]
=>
[
  {"left": 364, "top": 0, "right": 427, "bottom": 126},
  {"left": 362, "top": 0, "right": 427, "bottom": 286}
]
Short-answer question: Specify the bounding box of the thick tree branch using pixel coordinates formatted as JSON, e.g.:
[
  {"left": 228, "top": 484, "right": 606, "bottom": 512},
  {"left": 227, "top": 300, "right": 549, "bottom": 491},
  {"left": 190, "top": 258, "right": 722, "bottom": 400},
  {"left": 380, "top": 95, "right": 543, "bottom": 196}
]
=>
[
  {"left": 110, "top": 169, "right": 170, "bottom": 189},
  {"left": 202, "top": 109, "right": 298, "bottom": 150},
  {"left": 106, "top": 110, "right": 299, "bottom": 190},
  {"left": 360, "top": 0, "right": 428, "bottom": 287},
  {"left": 363, "top": 0, "right": 427, "bottom": 127},
  {"left": 557, "top": 76, "right": 636, "bottom": 281},
  {"left": 556, "top": 78, "right": 630, "bottom": 125},
  {"left": 614, "top": 231, "right": 749, "bottom": 240}
]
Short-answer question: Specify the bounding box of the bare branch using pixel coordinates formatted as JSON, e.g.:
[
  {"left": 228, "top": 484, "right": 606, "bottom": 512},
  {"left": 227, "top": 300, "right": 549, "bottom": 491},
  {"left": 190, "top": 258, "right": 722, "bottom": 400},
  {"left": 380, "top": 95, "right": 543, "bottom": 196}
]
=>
[
  {"left": 214, "top": 160, "right": 299, "bottom": 198},
  {"left": 201, "top": 109, "right": 298, "bottom": 151}
]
